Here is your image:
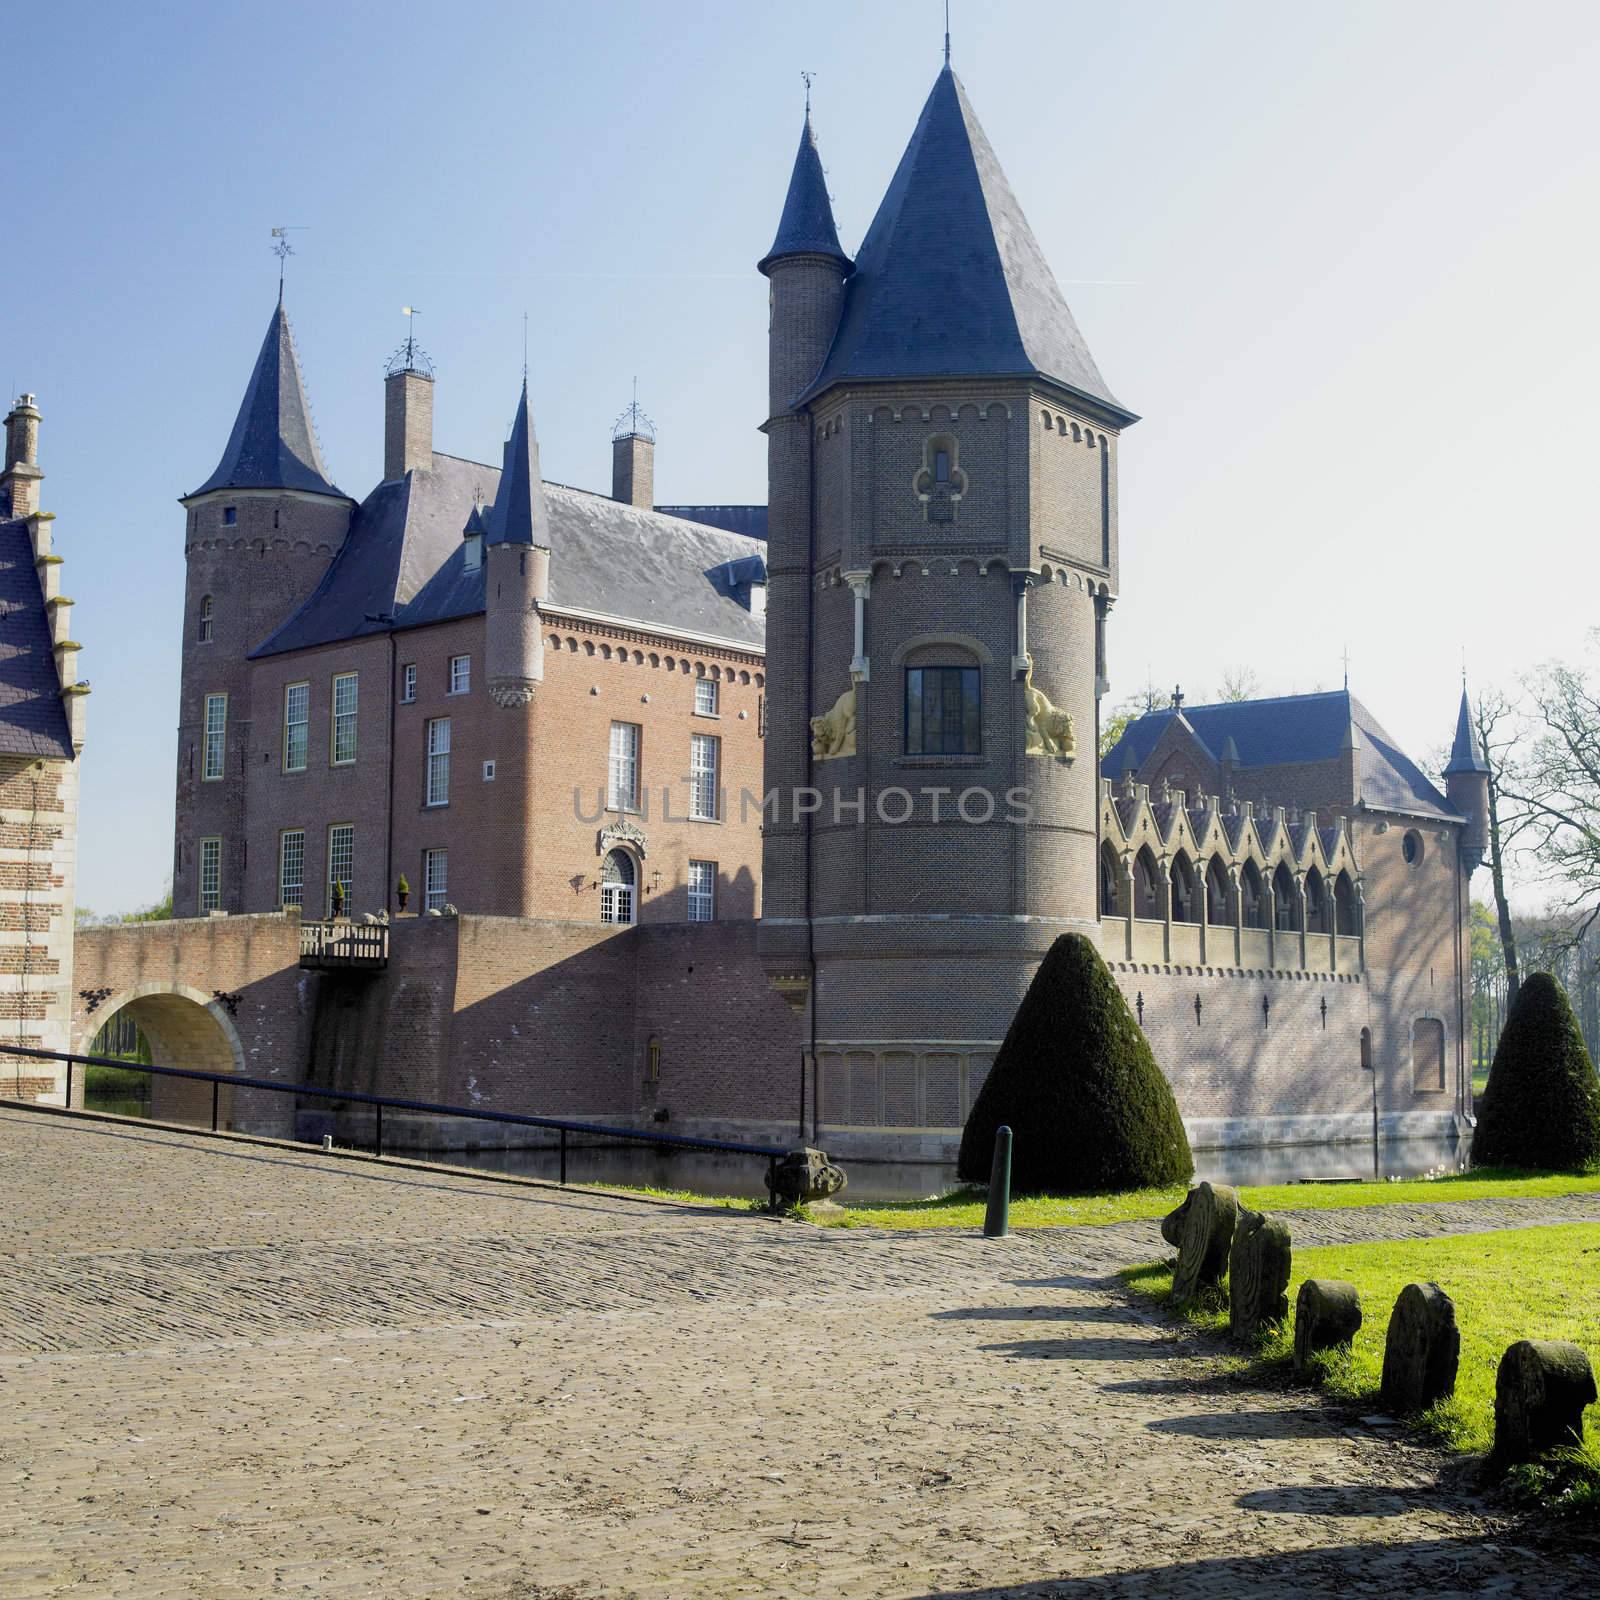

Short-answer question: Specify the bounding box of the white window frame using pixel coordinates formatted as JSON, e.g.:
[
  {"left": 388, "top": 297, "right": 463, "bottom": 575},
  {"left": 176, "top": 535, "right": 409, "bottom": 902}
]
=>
[
  {"left": 600, "top": 849, "right": 636, "bottom": 926},
  {"left": 202, "top": 693, "right": 227, "bottom": 781},
  {"left": 279, "top": 828, "right": 305, "bottom": 909},
  {"left": 326, "top": 823, "right": 354, "bottom": 916},
  {"left": 688, "top": 859, "right": 716, "bottom": 923},
  {"left": 690, "top": 732, "right": 720, "bottom": 821},
  {"left": 197, "top": 594, "right": 214, "bottom": 643},
  {"left": 283, "top": 681, "right": 309, "bottom": 773},
  {"left": 331, "top": 673, "right": 358, "bottom": 766},
  {"left": 199, "top": 836, "right": 221, "bottom": 912},
  {"left": 424, "top": 848, "right": 449, "bottom": 912},
  {"left": 400, "top": 663, "right": 417, "bottom": 704},
  {"left": 449, "top": 655, "right": 471, "bottom": 696},
  {"left": 609, "top": 721, "right": 641, "bottom": 812},
  {"left": 694, "top": 677, "right": 719, "bottom": 717},
  {"left": 482, "top": 759, "right": 496, "bottom": 782},
  {"left": 426, "top": 717, "right": 451, "bottom": 807}
]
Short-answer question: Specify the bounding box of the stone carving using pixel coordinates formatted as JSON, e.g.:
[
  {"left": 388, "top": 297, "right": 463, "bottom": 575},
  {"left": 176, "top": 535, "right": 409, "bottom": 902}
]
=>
[
  {"left": 1022, "top": 661, "right": 1075, "bottom": 759},
  {"left": 1380, "top": 1282, "right": 1460, "bottom": 1413},
  {"left": 810, "top": 685, "right": 856, "bottom": 761},
  {"left": 1293, "top": 1279, "right": 1363, "bottom": 1373},
  {"left": 764, "top": 1148, "right": 847, "bottom": 1208},
  {"left": 488, "top": 681, "right": 537, "bottom": 709},
  {"left": 1228, "top": 1209, "right": 1291, "bottom": 1341},
  {"left": 1493, "top": 1339, "right": 1597, "bottom": 1464},
  {"left": 1162, "top": 1181, "right": 1239, "bottom": 1303},
  {"left": 597, "top": 819, "right": 648, "bottom": 860}
]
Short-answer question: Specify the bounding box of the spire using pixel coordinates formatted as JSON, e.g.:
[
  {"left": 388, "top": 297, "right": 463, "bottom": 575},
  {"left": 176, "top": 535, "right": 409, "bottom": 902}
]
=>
[
  {"left": 800, "top": 68, "right": 1134, "bottom": 420},
  {"left": 192, "top": 300, "right": 344, "bottom": 498},
  {"left": 758, "top": 107, "right": 852, "bottom": 277},
  {"left": 1444, "top": 687, "right": 1490, "bottom": 775},
  {"left": 485, "top": 379, "right": 550, "bottom": 547}
]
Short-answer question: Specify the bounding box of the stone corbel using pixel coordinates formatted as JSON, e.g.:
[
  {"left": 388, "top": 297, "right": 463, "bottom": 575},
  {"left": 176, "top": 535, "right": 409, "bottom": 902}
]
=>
[{"left": 843, "top": 569, "right": 871, "bottom": 684}]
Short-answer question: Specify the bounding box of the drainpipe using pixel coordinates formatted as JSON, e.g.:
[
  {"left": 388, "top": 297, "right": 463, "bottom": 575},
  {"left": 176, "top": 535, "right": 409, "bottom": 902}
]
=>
[
  {"left": 385, "top": 630, "right": 397, "bottom": 914},
  {"left": 804, "top": 413, "right": 817, "bottom": 1147}
]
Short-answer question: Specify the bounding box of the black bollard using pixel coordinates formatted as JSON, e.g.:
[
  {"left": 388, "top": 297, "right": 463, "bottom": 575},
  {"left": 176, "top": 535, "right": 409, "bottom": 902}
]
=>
[{"left": 983, "top": 1124, "right": 1013, "bottom": 1238}]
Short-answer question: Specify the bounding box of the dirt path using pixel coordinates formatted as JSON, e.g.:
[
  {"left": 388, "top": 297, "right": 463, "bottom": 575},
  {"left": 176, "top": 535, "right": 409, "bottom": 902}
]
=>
[{"left": 1, "top": 1108, "right": 1591, "bottom": 1598}]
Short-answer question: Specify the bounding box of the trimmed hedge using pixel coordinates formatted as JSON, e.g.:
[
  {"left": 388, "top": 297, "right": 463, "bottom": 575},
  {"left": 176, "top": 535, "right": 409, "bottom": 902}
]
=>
[
  {"left": 1472, "top": 971, "right": 1600, "bottom": 1172},
  {"left": 957, "top": 933, "right": 1194, "bottom": 1193}
]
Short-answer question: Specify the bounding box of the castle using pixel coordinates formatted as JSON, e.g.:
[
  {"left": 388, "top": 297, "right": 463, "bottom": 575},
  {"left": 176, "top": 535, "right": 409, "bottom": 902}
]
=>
[{"left": 117, "top": 61, "right": 1487, "bottom": 1157}]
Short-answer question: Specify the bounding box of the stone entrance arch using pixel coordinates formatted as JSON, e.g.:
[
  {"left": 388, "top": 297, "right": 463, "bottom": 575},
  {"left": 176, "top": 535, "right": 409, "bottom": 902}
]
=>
[{"left": 74, "top": 984, "right": 250, "bottom": 1130}]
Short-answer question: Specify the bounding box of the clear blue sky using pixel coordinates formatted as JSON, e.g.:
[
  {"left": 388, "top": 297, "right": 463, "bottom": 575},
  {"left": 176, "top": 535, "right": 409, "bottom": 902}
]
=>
[{"left": 17, "top": 1, "right": 1599, "bottom": 913}]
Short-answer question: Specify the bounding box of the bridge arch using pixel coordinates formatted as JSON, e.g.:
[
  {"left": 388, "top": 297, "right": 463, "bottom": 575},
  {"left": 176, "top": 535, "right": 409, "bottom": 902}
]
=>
[{"left": 74, "top": 983, "right": 248, "bottom": 1128}]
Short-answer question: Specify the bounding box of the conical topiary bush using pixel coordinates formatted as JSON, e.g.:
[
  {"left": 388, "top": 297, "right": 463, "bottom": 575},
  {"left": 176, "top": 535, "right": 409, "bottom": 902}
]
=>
[
  {"left": 1472, "top": 970, "right": 1600, "bottom": 1172},
  {"left": 957, "top": 933, "right": 1194, "bottom": 1193}
]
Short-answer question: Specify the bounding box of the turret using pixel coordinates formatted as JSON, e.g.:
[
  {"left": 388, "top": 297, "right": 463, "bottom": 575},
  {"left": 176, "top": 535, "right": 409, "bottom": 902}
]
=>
[
  {"left": 483, "top": 380, "right": 550, "bottom": 709},
  {"left": 173, "top": 296, "right": 353, "bottom": 916},
  {"left": 2, "top": 393, "right": 42, "bottom": 517},
  {"left": 1444, "top": 687, "right": 1490, "bottom": 871},
  {"left": 758, "top": 105, "right": 852, "bottom": 950}
]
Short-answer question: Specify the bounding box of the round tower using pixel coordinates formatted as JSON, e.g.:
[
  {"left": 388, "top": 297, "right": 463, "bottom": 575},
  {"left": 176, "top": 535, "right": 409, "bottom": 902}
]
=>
[{"left": 174, "top": 297, "right": 352, "bottom": 916}]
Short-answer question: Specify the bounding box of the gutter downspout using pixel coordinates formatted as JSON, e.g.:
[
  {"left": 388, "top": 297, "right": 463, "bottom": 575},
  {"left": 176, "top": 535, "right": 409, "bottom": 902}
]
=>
[
  {"left": 385, "top": 629, "right": 397, "bottom": 914},
  {"left": 804, "top": 412, "right": 817, "bottom": 1147}
]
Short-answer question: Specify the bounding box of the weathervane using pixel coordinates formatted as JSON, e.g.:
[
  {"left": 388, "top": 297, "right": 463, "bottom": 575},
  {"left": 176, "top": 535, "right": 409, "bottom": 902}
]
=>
[
  {"left": 802, "top": 69, "right": 814, "bottom": 120},
  {"left": 385, "top": 304, "right": 434, "bottom": 378},
  {"left": 1341, "top": 644, "right": 1352, "bottom": 690},
  {"left": 612, "top": 376, "right": 656, "bottom": 444},
  {"left": 270, "top": 225, "right": 307, "bottom": 303},
  {"left": 944, "top": 0, "right": 951, "bottom": 65}
]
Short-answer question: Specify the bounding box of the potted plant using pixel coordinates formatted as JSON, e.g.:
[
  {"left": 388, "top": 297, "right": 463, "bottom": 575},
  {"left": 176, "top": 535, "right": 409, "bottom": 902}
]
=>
[{"left": 396, "top": 874, "right": 410, "bottom": 914}]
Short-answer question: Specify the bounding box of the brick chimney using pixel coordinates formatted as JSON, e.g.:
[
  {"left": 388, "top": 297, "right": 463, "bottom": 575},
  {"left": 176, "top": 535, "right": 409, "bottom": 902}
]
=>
[
  {"left": 612, "top": 430, "right": 654, "bottom": 509},
  {"left": 385, "top": 369, "right": 434, "bottom": 481},
  {"left": 2, "top": 393, "right": 43, "bottom": 518}
]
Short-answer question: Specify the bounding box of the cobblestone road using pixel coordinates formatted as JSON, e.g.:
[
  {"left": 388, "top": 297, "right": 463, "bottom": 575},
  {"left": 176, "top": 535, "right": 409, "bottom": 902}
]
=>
[{"left": 2, "top": 1107, "right": 1595, "bottom": 1598}]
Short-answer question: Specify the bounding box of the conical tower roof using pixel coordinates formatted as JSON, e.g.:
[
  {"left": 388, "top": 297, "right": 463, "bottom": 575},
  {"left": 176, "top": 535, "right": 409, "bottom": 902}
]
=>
[
  {"left": 758, "top": 112, "right": 852, "bottom": 276},
  {"left": 801, "top": 67, "right": 1133, "bottom": 419},
  {"left": 485, "top": 379, "right": 550, "bottom": 547},
  {"left": 192, "top": 300, "right": 344, "bottom": 498},
  {"left": 1444, "top": 688, "right": 1490, "bottom": 775}
]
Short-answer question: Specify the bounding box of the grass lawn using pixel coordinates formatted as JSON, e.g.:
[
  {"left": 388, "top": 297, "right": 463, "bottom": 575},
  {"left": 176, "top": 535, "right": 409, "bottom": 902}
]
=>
[
  {"left": 1119, "top": 1223, "right": 1600, "bottom": 1500},
  {"left": 824, "top": 1167, "right": 1600, "bottom": 1231}
]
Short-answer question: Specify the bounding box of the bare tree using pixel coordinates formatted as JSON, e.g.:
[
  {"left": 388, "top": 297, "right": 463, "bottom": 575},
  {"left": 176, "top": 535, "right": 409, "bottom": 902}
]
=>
[
  {"left": 1218, "top": 666, "right": 1261, "bottom": 703},
  {"left": 1474, "top": 688, "right": 1528, "bottom": 1003},
  {"left": 1501, "top": 632, "right": 1600, "bottom": 948}
]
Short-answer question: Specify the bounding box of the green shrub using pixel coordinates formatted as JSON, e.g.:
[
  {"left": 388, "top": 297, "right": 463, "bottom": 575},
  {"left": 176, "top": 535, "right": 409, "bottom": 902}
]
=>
[
  {"left": 957, "top": 933, "right": 1194, "bottom": 1193},
  {"left": 1472, "top": 971, "right": 1600, "bottom": 1172}
]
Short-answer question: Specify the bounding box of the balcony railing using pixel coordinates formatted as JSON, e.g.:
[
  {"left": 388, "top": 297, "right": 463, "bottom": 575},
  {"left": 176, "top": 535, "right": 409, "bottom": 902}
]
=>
[{"left": 299, "top": 919, "right": 389, "bottom": 970}]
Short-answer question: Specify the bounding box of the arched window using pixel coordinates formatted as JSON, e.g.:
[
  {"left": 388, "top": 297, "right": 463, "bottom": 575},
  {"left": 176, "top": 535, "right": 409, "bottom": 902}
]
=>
[
  {"left": 600, "top": 849, "right": 636, "bottom": 925},
  {"left": 1133, "top": 846, "right": 1161, "bottom": 920},
  {"left": 904, "top": 642, "right": 981, "bottom": 756},
  {"left": 1304, "top": 867, "right": 1327, "bottom": 934},
  {"left": 1360, "top": 1026, "right": 1373, "bottom": 1072},
  {"left": 1099, "top": 843, "right": 1122, "bottom": 918},
  {"left": 1272, "top": 863, "right": 1297, "bottom": 931},
  {"left": 1205, "top": 858, "right": 1231, "bottom": 925},
  {"left": 197, "top": 594, "right": 214, "bottom": 643},
  {"left": 1170, "top": 853, "right": 1197, "bottom": 923},
  {"left": 1240, "top": 860, "right": 1266, "bottom": 929},
  {"left": 1334, "top": 870, "right": 1358, "bottom": 935}
]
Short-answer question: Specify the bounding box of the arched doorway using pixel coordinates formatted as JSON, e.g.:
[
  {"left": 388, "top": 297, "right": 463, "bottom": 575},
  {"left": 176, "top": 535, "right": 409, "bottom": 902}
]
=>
[
  {"left": 600, "top": 849, "right": 637, "bottom": 925},
  {"left": 73, "top": 985, "right": 249, "bottom": 1130}
]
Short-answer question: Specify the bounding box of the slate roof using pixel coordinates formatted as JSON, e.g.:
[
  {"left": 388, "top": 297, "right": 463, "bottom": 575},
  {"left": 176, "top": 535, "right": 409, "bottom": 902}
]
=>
[
  {"left": 656, "top": 505, "right": 768, "bottom": 541},
  {"left": 0, "top": 517, "right": 74, "bottom": 759},
  {"left": 252, "top": 454, "right": 767, "bottom": 659},
  {"left": 191, "top": 301, "right": 346, "bottom": 500},
  {"left": 1101, "top": 690, "right": 1456, "bottom": 821},
  {"left": 1444, "top": 688, "right": 1490, "bottom": 775},
  {"left": 485, "top": 380, "right": 550, "bottom": 547},
  {"left": 758, "top": 113, "right": 852, "bottom": 276},
  {"left": 799, "top": 68, "right": 1133, "bottom": 419}
]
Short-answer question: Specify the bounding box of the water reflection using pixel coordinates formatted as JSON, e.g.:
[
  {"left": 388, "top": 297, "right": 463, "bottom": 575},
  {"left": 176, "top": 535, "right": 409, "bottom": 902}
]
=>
[{"left": 437, "top": 1133, "right": 1464, "bottom": 1206}]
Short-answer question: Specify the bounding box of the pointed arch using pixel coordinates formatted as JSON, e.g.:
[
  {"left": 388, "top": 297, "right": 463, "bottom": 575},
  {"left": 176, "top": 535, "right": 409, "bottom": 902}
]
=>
[
  {"left": 1099, "top": 841, "right": 1125, "bottom": 918},
  {"left": 1304, "top": 865, "right": 1328, "bottom": 934},
  {"left": 1240, "top": 859, "right": 1267, "bottom": 929},
  {"left": 1272, "top": 863, "right": 1298, "bottom": 932},
  {"left": 1170, "top": 851, "right": 1197, "bottom": 924},
  {"left": 1334, "top": 869, "right": 1358, "bottom": 936},
  {"left": 1133, "top": 845, "right": 1161, "bottom": 921},
  {"left": 1204, "top": 857, "right": 1231, "bottom": 926}
]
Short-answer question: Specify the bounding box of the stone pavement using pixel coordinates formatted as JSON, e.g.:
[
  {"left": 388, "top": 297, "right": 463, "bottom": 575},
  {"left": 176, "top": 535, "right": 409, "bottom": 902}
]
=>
[{"left": 1, "top": 1106, "right": 1595, "bottom": 1598}]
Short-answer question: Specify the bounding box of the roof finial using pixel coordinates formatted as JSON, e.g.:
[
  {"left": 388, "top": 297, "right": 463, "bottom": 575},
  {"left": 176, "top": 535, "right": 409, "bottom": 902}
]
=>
[
  {"left": 522, "top": 311, "right": 529, "bottom": 382},
  {"left": 385, "top": 306, "right": 434, "bottom": 379},
  {"left": 269, "top": 225, "right": 305, "bottom": 304},
  {"left": 801, "top": 69, "right": 813, "bottom": 123},
  {"left": 1341, "top": 643, "right": 1351, "bottom": 691},
  {"left": 944, "top": 0, "right": 951, "bottom": 66}
]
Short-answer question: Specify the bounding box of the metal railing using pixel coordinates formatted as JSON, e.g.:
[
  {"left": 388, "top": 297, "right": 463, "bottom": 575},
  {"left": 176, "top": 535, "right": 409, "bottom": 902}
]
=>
[
  {"left": 1, "top": 1044, "right": 786, "bottom": 1198},
  {"left": 299, "top": 920, "right": 389, "bottom": 967}
]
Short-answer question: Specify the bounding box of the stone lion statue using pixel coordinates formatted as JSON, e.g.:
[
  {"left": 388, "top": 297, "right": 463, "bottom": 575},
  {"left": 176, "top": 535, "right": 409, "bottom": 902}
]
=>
[
  {"left": 810, "top": 685, "right": 856, "bottom": 760},
  {"left": 1023, "top": 663, "right": 1075, "bottom": 759}
]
